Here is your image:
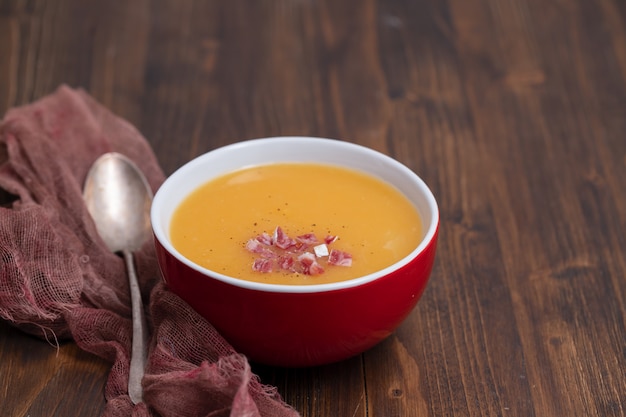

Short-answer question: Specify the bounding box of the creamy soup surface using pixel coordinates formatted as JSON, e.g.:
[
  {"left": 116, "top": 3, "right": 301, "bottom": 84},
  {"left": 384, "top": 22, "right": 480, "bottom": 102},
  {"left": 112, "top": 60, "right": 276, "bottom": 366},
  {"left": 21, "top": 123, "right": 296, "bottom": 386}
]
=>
[{"left": 170, "top": 163, "right": 423, "bottom": 285}]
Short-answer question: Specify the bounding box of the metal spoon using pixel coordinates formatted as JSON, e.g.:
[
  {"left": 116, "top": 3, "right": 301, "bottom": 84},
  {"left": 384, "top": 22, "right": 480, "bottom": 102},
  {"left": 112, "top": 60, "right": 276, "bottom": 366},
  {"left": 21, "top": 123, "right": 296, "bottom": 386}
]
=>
[{"left": 83, "top": 152, "right": 153, "bottom": 405}]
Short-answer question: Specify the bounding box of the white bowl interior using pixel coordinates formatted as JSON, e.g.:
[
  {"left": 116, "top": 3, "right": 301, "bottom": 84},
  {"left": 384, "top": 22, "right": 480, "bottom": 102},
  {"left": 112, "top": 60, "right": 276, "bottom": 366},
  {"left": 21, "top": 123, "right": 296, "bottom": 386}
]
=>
[{"left": 152, "top": 137, "right": 439, "bottom": 293}]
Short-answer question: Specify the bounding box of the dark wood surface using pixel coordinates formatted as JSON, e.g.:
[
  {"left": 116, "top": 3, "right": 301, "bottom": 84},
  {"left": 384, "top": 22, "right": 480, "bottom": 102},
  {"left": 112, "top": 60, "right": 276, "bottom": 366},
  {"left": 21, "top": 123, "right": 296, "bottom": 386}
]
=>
[{"left": 1, "top": 0, "right": 625, "bottom": 416}]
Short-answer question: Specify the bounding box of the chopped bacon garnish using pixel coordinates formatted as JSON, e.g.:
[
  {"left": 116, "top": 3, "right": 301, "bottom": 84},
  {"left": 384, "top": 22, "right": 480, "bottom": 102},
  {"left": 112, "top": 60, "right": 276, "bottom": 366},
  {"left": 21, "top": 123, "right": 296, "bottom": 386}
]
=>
[
  {"left": 296, "top": 233, "right": 318, "bottom": 245},
  {"left": 252, "top": 258, "right": 273, "bottom": 273},
  {"left": 278, "top": 255, "right": 295, "bottom": 271},
  {"left": 256, "top": 232, "right": 273, "bottom": 246},
  {"left": 247, "top": 226, "right": 352, "bottom": 275},
  {"left": 246, "top": 238, "right": 264, "bottom": 252},
  {"left": 298, "top": 252, "right": 325, "bottom": 275},
  {"left": 324, "top": 235, "right": 338, "bottom": 244},
  {"left": 328, "top": 249, "right": 353, "bottom": 267},
  {"left": 245, "top": 239, "right": 276, "bottom": 258},
  {"left": 273, "top": 226, "right": 296, "bottom": 249},
  {"left": 308, "top": 262, "right": 325, "bottom": 275},
  {"left": 297, "top": 252, "right": 315, "bottom": 266},
  {"left": 288, "top": 241, "right": 310, "bottom": 253}
]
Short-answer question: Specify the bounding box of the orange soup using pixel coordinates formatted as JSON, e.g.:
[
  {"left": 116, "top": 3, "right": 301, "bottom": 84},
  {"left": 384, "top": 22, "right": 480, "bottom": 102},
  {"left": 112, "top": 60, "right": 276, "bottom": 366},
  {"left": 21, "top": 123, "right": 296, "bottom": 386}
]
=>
[{"left": 170, "top": 163, "right": 422, "bottom": 285}]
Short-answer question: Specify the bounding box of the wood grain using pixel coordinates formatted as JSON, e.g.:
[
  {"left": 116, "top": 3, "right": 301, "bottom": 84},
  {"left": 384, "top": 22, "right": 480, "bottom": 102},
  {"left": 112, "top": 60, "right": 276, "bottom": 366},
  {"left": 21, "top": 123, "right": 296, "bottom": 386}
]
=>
[{"left": 1, "top": 0, "right": 625, "bottom": 416}]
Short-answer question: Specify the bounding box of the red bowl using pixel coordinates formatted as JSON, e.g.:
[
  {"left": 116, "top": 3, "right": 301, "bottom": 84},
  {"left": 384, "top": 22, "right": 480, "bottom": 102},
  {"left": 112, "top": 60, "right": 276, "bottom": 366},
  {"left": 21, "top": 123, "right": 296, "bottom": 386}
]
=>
[{"left": 151, "top": 137, "right": 439, "bottom": 367}]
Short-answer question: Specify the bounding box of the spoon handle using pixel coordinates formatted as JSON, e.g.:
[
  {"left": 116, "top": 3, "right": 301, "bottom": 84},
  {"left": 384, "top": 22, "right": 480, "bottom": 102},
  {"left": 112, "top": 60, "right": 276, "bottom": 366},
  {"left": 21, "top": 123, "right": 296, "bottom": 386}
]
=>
[{"left": 123, "top": 249, "right": 148, "bottom": 405}]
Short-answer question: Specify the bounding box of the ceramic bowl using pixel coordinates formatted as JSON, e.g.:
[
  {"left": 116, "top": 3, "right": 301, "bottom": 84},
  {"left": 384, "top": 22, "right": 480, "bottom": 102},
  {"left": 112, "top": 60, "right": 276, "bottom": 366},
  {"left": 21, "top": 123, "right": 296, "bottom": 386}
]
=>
[{"left": 151, "top": 136, "right": 439, "bottom": 367}]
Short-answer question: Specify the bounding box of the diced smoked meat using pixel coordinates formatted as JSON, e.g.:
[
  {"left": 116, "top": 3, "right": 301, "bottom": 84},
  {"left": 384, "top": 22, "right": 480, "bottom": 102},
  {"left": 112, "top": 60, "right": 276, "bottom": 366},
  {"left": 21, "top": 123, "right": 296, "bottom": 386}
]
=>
[
  {"left": 289, "top": 241, "right": 309, "bottom": 253},
  {"left": 297, "top": 252, "right": 316, "bottom": 266},
  {"left": 256, "top": 232, "right": 273, "bottom": 245},
  {"left": 298, "top": 252, "right": 325, "bottom": 275},
  {"left": 252, "top": 258, "right": 273, "bottom": 272},
  {"left": 245, "top": 239, "right": 276, "bottom": 258},
  {"left": 324, "top": 235, "right": 338, "bottom": 244},
  {"left": 245, "top": 225, "right": 352, "bottom": 275},
  {"left": 273, "top": 226, "right": 297, "bottom": 249},
  {"left": 278, "top": 255, "right": 295, "bottom": 271},
  {"left": 328, "top": 249, "right": 353, "bottom": 267},
  {"left": 308, "top": 262, "right": 325, "bottom": 275},
  {"left": 296, "top": 233, "right": 318, "bottom": 245}
]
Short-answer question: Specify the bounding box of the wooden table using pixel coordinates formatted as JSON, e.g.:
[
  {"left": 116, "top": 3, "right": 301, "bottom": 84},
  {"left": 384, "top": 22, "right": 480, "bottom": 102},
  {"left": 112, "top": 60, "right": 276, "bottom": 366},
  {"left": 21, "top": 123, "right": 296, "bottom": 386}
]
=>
[{"left": 1, "top": 0, "right": 625, "bottom": 416}]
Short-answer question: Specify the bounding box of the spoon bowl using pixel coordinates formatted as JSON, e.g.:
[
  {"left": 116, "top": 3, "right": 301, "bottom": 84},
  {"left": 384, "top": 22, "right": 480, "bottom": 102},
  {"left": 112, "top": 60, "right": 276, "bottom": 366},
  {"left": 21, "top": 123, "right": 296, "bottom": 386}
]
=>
[
  {"left": 83, "top": 152, "right": 153, "bottom": 404},
  {"left": 84, "top": 153, "right": 152, "bottom": 253}
]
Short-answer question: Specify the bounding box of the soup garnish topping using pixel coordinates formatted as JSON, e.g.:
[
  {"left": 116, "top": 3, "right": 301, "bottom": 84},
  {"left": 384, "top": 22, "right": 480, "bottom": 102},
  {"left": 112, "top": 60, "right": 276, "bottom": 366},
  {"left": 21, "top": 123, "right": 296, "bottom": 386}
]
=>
[{"left": 246, "top": 226, "right": 352, "bottom": 275}]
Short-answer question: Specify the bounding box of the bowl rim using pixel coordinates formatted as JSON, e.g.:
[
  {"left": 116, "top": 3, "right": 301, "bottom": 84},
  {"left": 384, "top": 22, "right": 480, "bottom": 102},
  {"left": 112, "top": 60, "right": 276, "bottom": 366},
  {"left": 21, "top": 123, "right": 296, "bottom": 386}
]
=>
[{"left": 152, "top": 136, "right": 439, "bottom": 294}]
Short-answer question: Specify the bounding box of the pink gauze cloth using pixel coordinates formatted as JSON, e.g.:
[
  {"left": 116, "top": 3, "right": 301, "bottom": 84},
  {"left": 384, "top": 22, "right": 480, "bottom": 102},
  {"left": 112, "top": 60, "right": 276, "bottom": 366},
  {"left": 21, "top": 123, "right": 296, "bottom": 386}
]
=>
[{"left": 0, "top": 85, "right": 300, "bottom": 417}]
